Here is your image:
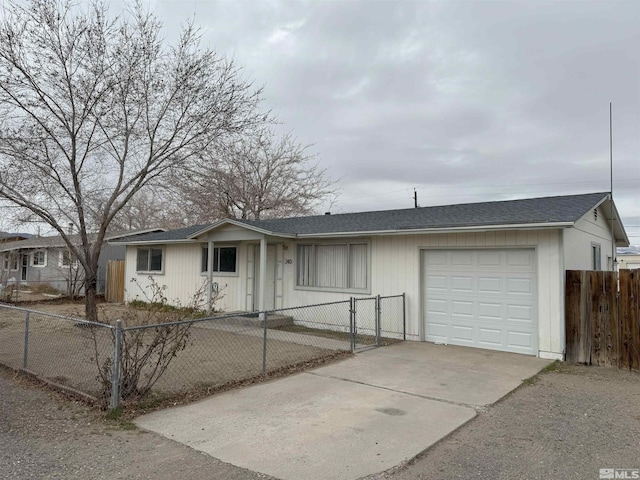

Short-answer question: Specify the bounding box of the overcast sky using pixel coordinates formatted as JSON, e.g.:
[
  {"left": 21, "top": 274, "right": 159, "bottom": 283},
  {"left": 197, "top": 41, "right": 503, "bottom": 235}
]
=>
[{"left": 146, "top": 0, "right": 640, "bottom": 242}]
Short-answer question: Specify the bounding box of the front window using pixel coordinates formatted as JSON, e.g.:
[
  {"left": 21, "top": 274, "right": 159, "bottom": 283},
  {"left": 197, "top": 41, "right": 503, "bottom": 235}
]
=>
[
  {"left": 32, "top": 250, "right": 47, "bottom": 267},
  {"left": 297, "top": 243, "right": 368, "bottom": 290},
  {"left": 201, "top": 246, "right": 237, "bottom": 273},
  {"left": 136, "top": 247, "right": 163, "bottom": 272}
]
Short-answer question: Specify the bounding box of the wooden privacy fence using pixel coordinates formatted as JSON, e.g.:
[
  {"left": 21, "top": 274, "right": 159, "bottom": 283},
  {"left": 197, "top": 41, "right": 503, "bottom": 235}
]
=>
[
  {"left": 565, "top": 269, "right": 640, "bottom": 370},
  {"left": 105, "top": 260, "right": 125, "bottom": 303}
]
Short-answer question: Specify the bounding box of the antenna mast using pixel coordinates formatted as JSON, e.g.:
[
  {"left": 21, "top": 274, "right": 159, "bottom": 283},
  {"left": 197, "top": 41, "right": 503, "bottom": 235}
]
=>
[{"left": 610, "top": 102, "right": 615, "bottom": 270}]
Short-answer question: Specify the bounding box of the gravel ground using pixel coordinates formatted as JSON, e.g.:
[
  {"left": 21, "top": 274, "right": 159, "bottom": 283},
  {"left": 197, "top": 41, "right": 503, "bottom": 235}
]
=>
[
  {"left": 0, "top": 367, "right": 274, "bottom": 480},
  {"left": 2, "top": 361, "right": 639, "bottom": 480},
  {"left": 370, "top": 363, "right": 640, "bottom": 480}
]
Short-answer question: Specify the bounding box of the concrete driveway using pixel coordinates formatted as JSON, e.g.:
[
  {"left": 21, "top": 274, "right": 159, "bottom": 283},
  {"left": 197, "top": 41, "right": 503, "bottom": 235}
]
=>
[{"left": 135, "top": 342, "right": 551, "bottom": 480}]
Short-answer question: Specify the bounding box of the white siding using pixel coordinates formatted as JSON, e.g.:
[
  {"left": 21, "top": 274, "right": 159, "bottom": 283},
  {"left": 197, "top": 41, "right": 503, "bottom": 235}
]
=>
[
  {"left": 123, "top": 228, "right": 568, "bottom": 358},
  {"left": 563, "top": 205, "right": 615, "bottom": 271},
  {"left": 124, "top": 243, "right": 242, "bottom": 311},
  {"left": 281, "top": 230, "right": 564, "bottom": 357}
]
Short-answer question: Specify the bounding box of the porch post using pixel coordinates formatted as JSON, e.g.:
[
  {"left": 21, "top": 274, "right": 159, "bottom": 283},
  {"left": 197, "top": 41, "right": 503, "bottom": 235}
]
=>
[
  {"left": 207, "top": 240, "right": 215, "bottom": 314},
  {"left": 259, "top": 236, "right": 267, "bottom": 321}
]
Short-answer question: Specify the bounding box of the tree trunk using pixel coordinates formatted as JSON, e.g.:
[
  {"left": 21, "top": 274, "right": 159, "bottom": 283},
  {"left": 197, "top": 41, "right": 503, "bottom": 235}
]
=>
[{"left": 85, "top": 275, "right": 98, "bottom": 322}]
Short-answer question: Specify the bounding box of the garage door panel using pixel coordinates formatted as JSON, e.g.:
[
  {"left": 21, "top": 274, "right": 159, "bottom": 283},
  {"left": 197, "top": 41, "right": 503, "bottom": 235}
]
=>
[
  {"left": 507, "top": 250, "right": 535, "bottom": 268},
  {"left": 478, "top": 251, "right": 502, "bottom": 266},
  {"left": 426, "top": 275, "right": 448, "bottom": 290},
  {"left": 507, "top": 304, "right": 533, "bottom": 321},
  {"left": 426, "top": 252, "right": 447, "bottom": 266},
  {"left": 423, "top": 249, "right": 537, "bottom": 355},
  {"left": 451, "top": 276, "right": 473, "bottom": 292},
  {"left": 426, "top": 298, "right": 448, "bottom": 314},
  {"left": 451, "top": 251, "right": 473, "bottom": 266},
  {"left": 451, "top": 300, "right": 474, "bottom": 316},
  {"left": 507, "top": 278, "right": 533, "bottom": 295},
  {"left": 477, "top": 277, "right": 502, "bottom": 294},
  {"left": 478, "top": 302, "right": 502, "bottom": 319},
  {"left": 478, "top": 328, "right": 502, "bottom": 346},
  {"left": 425, "top": 322, "right": 449, "bottom": 341},
  {"left": 506, "top": 331, "right": 534, "bottom": 349},
  {"left": 450, "top": 325, "right": 474, "bottom": 342}
]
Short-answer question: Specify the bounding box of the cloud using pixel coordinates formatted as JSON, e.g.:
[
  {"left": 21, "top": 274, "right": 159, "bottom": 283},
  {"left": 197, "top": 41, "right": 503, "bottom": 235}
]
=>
[{"left": 154, "top": 0, "right": 639, "bottom": 242}]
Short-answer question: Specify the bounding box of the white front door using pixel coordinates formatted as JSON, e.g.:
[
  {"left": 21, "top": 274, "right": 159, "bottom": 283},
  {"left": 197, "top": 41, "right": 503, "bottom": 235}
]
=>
[
  {"left": 253, "top": 245, "right": 277, "bottom": 311},
  {"left": 423, "top": 249, "right": 538, "bottom": 355}
]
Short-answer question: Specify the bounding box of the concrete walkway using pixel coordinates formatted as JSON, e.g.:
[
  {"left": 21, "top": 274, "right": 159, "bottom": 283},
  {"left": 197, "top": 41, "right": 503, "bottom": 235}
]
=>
[{"left": 135, "top": 342, "right": 551, "bottom": 480}]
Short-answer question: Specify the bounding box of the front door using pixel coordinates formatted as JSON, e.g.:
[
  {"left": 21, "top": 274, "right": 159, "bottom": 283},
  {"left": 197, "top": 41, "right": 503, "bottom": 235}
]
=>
[
  {"left": 20, "top": 254, "right": 28, "bottom": 281},
  {"left": 253, "top": 245, "right": 277, "bottom": 311}
]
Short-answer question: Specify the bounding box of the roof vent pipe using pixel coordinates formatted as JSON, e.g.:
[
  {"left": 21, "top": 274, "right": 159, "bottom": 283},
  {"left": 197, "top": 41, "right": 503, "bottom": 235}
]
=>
[{"left": 325, "top": 212, "right": 331, "bottom": 215}]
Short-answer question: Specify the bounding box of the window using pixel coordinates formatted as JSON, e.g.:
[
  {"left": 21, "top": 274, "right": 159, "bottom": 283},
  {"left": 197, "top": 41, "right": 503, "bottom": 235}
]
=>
[
  {"left": 592, "top": 243, "right": 601, "bottom": 270},
  {"left": 136, "top": 247, "right": 163, "bottom": 272},
  {"left": 59, "top": 250, "right": 78, "bottom": 268},
  {"left": 201, "top": 246, "right": 237, "bottom": 274},
  {"left": 297, "top": 243, "right": 368, "bottom": 290},
  {"left": 1, "top": 253, "right": 16, "bottom": 270},
  {"left": 32, "top": 250, "right": 47, "bottom": 267},
  {"left": 1, "top": 254, "right": 11, "bottom": 271}
]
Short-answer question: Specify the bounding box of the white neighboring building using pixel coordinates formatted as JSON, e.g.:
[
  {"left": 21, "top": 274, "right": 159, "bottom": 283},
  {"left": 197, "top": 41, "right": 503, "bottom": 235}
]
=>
[{"left": 617, "top": 253, "right": 640, "bottom": 270}]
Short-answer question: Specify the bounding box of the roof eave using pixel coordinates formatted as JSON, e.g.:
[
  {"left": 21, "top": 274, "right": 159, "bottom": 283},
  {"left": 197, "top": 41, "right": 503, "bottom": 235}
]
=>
[
  {"left": 296, "top": 222, "right": 576, "bottom": 238},
  {"left": 108, "top": 239, "right": 197, "bottom": 246},
  {"left": 592, "top": 194, "right": 630, "bottom": 247},
  {"left": 187, "top": 219, "right": 296, "bottom": 239}
]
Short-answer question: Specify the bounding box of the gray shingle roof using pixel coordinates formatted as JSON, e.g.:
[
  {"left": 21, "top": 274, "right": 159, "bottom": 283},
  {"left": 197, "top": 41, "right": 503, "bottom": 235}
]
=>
[
  {"left": 112, "top": 225, "right": 208, "bottom": 243},
  {"left": 237, "top": 192, "right": 610, "bottom": 235},
  {"left": 112, "top": 192, "right": 611, "bottom": 243},
  {"left": 0, "top": 228, "right": 166, "bottom": 252}
]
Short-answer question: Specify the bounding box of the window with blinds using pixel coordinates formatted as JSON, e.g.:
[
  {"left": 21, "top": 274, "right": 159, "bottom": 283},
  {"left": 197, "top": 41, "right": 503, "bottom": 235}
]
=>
[{"left": 296, "top": 243, "right": 368, "bottom": 290}]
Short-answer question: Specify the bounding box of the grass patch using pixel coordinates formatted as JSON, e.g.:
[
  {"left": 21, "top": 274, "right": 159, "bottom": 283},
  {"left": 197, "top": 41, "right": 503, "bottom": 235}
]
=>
[
  {"left": 127, "top": 299, "right": 207, "bottom": 318},
  {"left": 540, "top": 360, "right": 561, "bottom": 374},
  {"left": 522, "top": 361, "right": 563, "bottom": 387},
  {"left": 105, "top": 406, "right": 137, "bottom": 430}
]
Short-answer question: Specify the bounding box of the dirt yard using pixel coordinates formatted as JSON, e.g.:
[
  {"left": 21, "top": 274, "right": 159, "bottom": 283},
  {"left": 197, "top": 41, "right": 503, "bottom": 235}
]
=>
[{"left": 0, "top": 301, "right": 345, "bottom": 401}]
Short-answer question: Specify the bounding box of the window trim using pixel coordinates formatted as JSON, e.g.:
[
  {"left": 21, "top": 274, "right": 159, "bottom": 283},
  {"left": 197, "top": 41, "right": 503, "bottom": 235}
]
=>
[
  {"left": 591, "top": 243, "right": 602, "bottom": 271},
  {"left": 31, "top": 250, "right": 47, "bottom": 268},
  {"left": 200, "top": 245, "right": 239, "bottom": 277},
  {"left": 58, "top": 250, "right": 78, "bottom": 268},
  {"left": 294, "top": 240, "right": 371, "bottom": 294},
  {"left": 136, "top": 246, "right": 164, "bottom": 274},
  {"left": 2, "top": 253, "right": 18, "bottom": 271}
]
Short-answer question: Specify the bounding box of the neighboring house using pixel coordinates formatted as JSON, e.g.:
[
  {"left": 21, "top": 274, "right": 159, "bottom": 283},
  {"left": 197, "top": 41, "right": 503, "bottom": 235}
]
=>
[
  {"left": 0, "top": 232, "right": 32, "bottom": 243},
  {"left": 0, "top": 228, "right": 164, "bottom": 295},
  {"left": 112, "top": 192, "right": 629, "bottom": 360},
  {"left": 617, "top": 253, "right": 640, "bottom": 270}
]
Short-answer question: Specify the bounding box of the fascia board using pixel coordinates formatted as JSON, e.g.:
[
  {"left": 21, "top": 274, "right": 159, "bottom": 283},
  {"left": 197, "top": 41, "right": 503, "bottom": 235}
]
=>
[{"left": 296, "top": 222, "right": 575, "bottom": 238}]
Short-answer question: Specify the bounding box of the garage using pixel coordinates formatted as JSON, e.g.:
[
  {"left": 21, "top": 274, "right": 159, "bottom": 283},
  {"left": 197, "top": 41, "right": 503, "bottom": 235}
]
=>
[{"left": 422, "top": 249, "right": 537, "bottom": 355}]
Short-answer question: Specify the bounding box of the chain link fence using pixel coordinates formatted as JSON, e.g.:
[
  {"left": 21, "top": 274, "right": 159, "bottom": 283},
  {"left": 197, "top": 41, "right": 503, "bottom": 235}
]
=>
[
  {"left": 0, "top": 303, "right": 114, "bottom": 398},
  {"left": 0, "top": 293, "right": 405, "bottom": 409}
]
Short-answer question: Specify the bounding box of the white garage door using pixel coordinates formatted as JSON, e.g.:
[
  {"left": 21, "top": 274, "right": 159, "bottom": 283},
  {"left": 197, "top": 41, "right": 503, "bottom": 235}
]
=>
[{"left": 423, "top": 249, "right": 537, "bottom": 355}]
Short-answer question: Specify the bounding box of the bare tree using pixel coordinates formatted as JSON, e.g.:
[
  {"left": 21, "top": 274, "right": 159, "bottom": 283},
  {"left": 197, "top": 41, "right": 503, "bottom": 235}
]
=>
[
  {"left": 89, "top": 187, "right": 184, "bottom": 231},
  {"left": 177, "top": 128, "right": 337, "bottom": 222},
  {"left": 0, "top": 0, "right": 263, "bottom": 319}
]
